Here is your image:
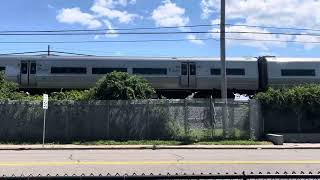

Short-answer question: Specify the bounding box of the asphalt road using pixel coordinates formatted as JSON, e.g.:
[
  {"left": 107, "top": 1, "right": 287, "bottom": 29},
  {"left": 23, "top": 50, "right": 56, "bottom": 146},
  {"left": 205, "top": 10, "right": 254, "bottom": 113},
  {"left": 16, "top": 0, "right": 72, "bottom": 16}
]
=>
[{"left": 0, "top": 149, "right": 319, "bottom": 176}]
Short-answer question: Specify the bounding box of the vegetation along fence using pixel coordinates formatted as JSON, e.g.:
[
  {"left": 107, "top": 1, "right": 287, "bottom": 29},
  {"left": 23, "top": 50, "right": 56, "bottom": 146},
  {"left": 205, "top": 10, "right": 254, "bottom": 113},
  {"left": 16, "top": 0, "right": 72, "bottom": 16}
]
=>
[{"left": 0, "top": 99, "right": 261, "bottom": 142}]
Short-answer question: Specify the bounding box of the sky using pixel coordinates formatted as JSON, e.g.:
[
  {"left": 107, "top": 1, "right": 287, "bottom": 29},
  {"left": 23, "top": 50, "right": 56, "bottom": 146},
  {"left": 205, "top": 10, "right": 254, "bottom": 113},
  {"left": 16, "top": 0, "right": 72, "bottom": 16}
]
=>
[{"left": 1, "top": 0, "right": 320, "bottom": 57}]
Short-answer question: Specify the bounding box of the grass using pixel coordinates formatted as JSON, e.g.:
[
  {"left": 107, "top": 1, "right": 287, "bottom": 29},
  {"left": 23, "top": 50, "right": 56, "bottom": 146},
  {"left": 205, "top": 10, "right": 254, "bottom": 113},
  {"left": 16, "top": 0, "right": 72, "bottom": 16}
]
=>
[{"left": 72, "top": 140, "right": 271, "bottom": 146}]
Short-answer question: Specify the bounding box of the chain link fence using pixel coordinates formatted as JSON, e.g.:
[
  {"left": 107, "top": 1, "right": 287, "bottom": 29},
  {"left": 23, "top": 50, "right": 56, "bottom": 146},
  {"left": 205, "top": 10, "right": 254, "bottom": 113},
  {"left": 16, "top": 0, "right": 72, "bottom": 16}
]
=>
[
  {"left": 0, "top": 99, "right": 261, "bottom": 142},
  {"left": 2, "top": 171, "right": 320, "bottom": 179}
]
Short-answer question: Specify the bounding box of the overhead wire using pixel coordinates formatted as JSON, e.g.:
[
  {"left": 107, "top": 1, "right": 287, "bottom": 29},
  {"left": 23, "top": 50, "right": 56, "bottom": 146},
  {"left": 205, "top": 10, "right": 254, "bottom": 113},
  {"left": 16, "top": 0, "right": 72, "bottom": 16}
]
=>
[
  {"left": 0, "top": 24, "right": 219, "bottom": 33},
  {"left": 1, "top": 37, "right": 320, "bottom": 44}
]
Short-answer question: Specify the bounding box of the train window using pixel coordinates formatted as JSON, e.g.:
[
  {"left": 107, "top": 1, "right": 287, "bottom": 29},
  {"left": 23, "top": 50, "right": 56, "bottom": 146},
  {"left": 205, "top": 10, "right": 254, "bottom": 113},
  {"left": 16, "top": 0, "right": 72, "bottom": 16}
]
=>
[
  {"left": 0, "top": 67, "right": 5, "bottom": 72},
  {"left": 281, "top": 69, "right": 315, "bottom": 76},
  {"left": 227, "top": 69, "right": 245, "bottom": 75},
  {"left": 211, "top": 68, "right": 246, "bottom": 76},
  {"left": 21, "top": 63, "right": 28, "bottom": 74},
  {"left": 190, "top": 64, "right": 196, "bottom": 75},
  {"left": 181, "top": 64, "right": 188, "bottom": 75},
  {"left": 92, "top": 68, "right": 127, "bottom": 74},
  {"left": 30, "top": 63, "right": 36, "bottom": 74},
  {"left": 211, "top": 69, "right": 221, "bottom": 75},
  {"left": 51, "top": 67, "right": 87, "bottom": 74},
  {"left": 133, "top": 68, "right": 167, "bottom": 75}
]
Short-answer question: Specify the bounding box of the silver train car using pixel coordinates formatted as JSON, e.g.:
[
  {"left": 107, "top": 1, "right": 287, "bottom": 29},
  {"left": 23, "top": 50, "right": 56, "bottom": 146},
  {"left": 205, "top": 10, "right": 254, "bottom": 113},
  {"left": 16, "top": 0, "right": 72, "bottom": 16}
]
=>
[
  {"left": 0, "top": 55, "right": 319, "bottom": 96},
  {"left": 0, "top": 55, "right": 258, "bottom": 91}
]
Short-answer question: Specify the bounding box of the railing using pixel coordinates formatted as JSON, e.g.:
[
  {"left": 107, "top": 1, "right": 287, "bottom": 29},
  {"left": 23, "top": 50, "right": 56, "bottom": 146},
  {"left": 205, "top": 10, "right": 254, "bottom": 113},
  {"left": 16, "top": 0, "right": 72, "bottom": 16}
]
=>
[{"left": 2, "top": 172, "right": 320, "bottom": 179}]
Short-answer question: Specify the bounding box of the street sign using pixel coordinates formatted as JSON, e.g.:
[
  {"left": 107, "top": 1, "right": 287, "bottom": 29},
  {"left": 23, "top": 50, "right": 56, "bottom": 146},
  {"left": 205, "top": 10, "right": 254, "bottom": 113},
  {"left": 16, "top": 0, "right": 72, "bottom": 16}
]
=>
[{"left": 43, "top": 94, "right": 48, "bottom": 110}]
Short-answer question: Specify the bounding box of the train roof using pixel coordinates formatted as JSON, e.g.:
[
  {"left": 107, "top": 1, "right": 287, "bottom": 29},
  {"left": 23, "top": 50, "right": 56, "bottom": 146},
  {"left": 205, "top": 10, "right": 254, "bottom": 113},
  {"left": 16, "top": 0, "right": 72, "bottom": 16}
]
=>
[
  {"left": 264, "top": 56, "right": 320, "bottom": 62},
  {"left": 0, "top": 55, "right": 257, "bottom": 62}
]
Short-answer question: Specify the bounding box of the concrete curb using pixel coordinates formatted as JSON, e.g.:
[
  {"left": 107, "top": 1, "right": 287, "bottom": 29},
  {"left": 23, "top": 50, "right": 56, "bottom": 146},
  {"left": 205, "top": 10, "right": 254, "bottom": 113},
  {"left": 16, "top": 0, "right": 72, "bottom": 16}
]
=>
[{"left": 1, "top": 144, "right": 320, "bottom": 150}]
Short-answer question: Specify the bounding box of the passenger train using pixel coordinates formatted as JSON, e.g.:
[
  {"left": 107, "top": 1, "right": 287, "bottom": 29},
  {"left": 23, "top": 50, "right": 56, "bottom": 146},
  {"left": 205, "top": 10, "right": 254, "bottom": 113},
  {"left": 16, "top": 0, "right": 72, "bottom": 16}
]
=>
[{"left": 0, "top": 55, "right": 319, "bottom": 97}]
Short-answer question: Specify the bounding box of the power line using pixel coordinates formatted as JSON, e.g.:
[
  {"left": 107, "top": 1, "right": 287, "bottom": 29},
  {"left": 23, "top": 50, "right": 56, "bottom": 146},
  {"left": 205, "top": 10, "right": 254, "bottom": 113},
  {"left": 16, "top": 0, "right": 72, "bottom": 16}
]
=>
[
  {"left": 0, "top": 31, "right": 216, "bottom": 36},
  {"left": 226, "top": 23, "right": 320, "bottom": 32},
  {"left": 1, "top": 31, "right": 320, "bottom": 37},
  {"left": 2, "top": 23, "right": 320, "bottom": 33},
  {"left": 0, "top": 50, "right": 95, "bottom": 56},
  {"left": 0, "top": 24, "right": 219, "bottom": 33},
  {"left": 0, "top": 38, "right": 218, "bottom": 44},
  {"left": 1, "top": 37, "right": 320, "bottom": 44}
]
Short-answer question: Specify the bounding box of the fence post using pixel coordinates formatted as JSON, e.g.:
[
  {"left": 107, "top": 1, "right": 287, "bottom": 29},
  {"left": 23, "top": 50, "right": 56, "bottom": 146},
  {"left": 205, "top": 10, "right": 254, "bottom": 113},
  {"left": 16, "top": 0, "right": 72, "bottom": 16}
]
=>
[
  {"left": 146, "top": 100, "right": 150, "bottom": 139},
  {"left": 249, "top": 100, "right": 262, "bottom": 140},
  {"left": 106, "top": 101, "right": 110, "bottom": 139},
  {"left": 184, "top": 99, "right": 188, "bottom": 138},
  {"left": 209, "top": 97, "right": 214, "bottom": 139}
]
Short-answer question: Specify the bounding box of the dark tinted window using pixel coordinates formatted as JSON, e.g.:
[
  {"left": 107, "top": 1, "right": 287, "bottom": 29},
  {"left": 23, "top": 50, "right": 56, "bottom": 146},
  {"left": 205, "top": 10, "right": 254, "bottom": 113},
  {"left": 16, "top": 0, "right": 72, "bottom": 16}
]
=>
[
  {"left": 133, "top": 68, "right": 167, "bottom": 75},
  {"left": 30, "top": 63, "right": 36, "bottom": 74},
  {"left": 190, "top": 64, "right": 196, "bottom": 75},
  {"left": 21, "top": 63, "right": 28, "bottom": 74},
  {"left": 181, "top": 64, "right": 188, "bottom": 75},
  {"left": 51, "top": 67, "right": 87, "bottom": 74},
  {"left": 0, "top": 67, "right": 5, "bottom": 71},
  {"left": 211, "top": 69, "right": 221, "bottom": 75},
  {"left": 227, "top": 68, "right": 245, "bottom": 75},
  {"left": 281, "top": 69, "right": 316, "bottom": 76},
  {"left": 92, "top": 68, "right": 127, "bottom": 74},
  {"left": 211, "top": 68, "right": 246, "bottom": 76}
]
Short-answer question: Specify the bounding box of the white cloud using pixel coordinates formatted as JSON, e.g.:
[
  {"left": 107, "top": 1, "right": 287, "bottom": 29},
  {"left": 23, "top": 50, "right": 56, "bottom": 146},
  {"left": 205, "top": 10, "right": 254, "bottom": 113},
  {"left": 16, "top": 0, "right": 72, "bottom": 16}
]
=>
[
  {"left": 201, "top": 0, "right": 320, "bottom": 49},
  {"left": 56, "top": 8, "right": 102, "bottom": 29},
  {"left": 200, "top": 0, "right": 218, "bottom": 19},
  {"left": 104, "top": 20, "right": 119, "bottom": 38},
  {"left": 210, "top": 21, "right": 293, "bottom": 50},
  {"left": 187, "top": 34, "right": 204, "bottom": 45},
  {"left": 152, "top": 0, "right": 202, "bottom": 45},
  {"left": 295, "top": 33, "right": 320, "bottom": 50},
  {"left": 152, "top": 0, "right": 189, "bottom": 27},
  {"left": 91, "top": 0, "right": 141, "bottom": 24}
]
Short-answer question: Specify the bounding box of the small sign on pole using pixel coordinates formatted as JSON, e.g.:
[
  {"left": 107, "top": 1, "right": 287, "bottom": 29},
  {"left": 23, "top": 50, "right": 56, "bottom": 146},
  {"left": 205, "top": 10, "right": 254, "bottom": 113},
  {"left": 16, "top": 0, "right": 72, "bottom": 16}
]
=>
[
  {"left": 42, "top": 94, "right": 48, "bottom": 147},
  {"left": 43, "top": 94, "right": 48, "bottom": 110}
]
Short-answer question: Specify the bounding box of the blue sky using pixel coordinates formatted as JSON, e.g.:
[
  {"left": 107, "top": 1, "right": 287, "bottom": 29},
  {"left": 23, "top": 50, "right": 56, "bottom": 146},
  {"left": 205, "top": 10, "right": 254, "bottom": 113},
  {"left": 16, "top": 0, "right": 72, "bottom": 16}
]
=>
[{"left": 0, "top": 0, "right": 320, "bottom": 57}]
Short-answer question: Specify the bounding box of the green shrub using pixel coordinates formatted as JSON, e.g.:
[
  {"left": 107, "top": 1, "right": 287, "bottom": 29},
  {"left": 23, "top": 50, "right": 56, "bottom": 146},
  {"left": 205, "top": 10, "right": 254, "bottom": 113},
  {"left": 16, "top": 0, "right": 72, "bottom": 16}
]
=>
[
  {"left": 91, "top": 72, "right": 155, "bottom": 100},
  {"left": 50, "top": 90, "right": 92, "bottom": 101},
  {"left": 255, "top": 84, "right": 320, "bottom": 111},
  {"left": 254, "top": 84, "right": 320, "bottom": 133}
]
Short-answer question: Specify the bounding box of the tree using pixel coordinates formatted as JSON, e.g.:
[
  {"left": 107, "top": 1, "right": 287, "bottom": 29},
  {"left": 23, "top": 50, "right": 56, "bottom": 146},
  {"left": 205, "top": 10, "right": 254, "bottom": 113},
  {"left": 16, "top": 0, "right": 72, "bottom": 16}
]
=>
[
  {"left": 0, "top": 72, "right": 18, "bottom": 95},
  {"left": 91, "top": 72, "right": 155, "bottom": 100}
]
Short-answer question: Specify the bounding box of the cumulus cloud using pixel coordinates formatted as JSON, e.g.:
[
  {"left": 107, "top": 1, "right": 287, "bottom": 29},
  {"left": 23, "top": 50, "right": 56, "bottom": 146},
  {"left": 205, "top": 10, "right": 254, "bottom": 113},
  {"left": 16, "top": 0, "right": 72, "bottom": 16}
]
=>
[
  {"left": 187, "top": 34, "right": 205, "bottom": 45},
  {"left": 56, "top": 0, "right": 140, "bottom": 39},
  {"left": 152, "top": 0, "right": 189, "bottom": 27},
  {"left": 201, "top": 0, "right": 320, "bottom": 50},
  {"left": 152, "top": 0, "right": 203, "bottom": 45},
  {"left": 56, "top": 8, "right": 102, "bottom": 29},
  {"left": 210, "top": 20, "right": 293, "bottom": 50},
  {"left": 295, "top": 33, "right": 320, "bottom": 50},
  {"left": 91, "top": 0, "right": 141, "bottom": 24},
  {"left": 104, "top": 20, "right": 119, "bottom": 38}
]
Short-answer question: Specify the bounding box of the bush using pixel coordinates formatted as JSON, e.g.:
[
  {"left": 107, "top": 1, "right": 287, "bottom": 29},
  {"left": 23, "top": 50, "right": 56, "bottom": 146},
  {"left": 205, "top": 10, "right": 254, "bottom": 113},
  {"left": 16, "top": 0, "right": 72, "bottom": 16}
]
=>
[
  {"left": 91, "top": 72, "right": 155, "bottom": 100},
  {"left": 0, "top": 72, "right": 18, "bottom": 94},
  {"left": 50, "top": 90, "right": 92, "bottom": 101},
  {"left": 254, "top": 84, "right": 320, "bottom": 133},
  {"left": 255, "top": 84, "right": 320, "bottom": 110}
]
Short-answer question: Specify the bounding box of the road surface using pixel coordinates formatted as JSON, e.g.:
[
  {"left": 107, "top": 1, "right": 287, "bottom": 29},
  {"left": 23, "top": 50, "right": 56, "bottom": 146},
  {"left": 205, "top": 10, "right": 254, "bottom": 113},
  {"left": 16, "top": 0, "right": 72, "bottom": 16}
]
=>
[{"left": 0, "top": 149, "right": 319, "bottom": 176}]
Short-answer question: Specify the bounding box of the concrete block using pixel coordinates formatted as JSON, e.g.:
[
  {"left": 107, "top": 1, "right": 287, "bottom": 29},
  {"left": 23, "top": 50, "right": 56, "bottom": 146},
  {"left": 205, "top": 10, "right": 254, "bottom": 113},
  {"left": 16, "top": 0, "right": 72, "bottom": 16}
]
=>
[{"left": 266, "top": 134, "right": 284, "bottom": 145}]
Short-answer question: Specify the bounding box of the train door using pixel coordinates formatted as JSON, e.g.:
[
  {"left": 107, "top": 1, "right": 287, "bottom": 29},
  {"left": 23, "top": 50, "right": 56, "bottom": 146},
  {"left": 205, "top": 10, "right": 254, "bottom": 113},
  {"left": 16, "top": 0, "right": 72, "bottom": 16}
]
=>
[
  {"left": 180, "top": 62, "right": 197, "bottom": 88},
  {"left": 20, "top": 61, "right": 37, "bottom": 87}
]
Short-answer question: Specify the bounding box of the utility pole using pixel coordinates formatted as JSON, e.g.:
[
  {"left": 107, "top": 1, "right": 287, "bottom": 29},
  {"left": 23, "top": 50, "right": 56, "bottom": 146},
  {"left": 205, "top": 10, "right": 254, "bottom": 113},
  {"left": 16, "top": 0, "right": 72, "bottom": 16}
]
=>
[{"left": 220, "top": 0, "right": 229, "bottom": 137}]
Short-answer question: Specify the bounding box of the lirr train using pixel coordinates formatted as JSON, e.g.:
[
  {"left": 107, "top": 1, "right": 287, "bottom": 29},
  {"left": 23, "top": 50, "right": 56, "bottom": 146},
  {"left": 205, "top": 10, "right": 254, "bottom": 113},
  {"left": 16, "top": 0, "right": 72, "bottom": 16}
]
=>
[{"left": 0, "top": 55, "right": 318, "bottom": 97}]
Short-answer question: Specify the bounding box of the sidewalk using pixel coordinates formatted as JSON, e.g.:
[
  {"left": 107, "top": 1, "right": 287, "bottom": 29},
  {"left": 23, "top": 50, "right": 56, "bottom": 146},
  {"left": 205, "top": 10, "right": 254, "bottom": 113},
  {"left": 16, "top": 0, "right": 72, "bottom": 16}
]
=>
[{"left": 1, "top": 143, "right": 320, "bottom": 150}]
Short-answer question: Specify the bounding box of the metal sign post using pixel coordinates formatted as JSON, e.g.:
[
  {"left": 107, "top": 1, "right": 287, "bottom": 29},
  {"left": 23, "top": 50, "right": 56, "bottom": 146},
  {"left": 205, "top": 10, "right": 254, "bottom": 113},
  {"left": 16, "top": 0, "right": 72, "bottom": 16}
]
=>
[{"left": 42, "top": 94, "right": 48, "bottom": 147}]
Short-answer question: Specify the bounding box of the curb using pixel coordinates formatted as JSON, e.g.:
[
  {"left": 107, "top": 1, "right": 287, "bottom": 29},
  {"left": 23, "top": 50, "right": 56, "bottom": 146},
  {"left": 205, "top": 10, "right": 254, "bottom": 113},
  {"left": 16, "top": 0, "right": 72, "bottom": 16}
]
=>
[{"left": 1, "top": 145, "right": 320, "bottom": 150}]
